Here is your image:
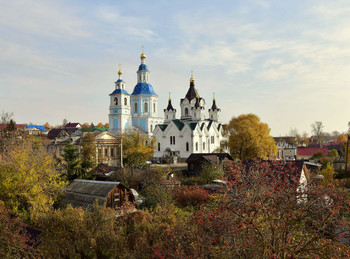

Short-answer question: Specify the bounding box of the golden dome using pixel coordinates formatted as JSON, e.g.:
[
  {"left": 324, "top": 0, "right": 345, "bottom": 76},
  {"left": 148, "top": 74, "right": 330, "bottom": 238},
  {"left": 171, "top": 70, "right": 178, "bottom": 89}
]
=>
[
  {"left": 140, "top": 52, "right": 146, "bottom": 59},
  {"left": 190, "top": 75, "right": 195, "bottom": 83},
  {"left": 118, "top": 69, "right": 122, "bottom": 75}
]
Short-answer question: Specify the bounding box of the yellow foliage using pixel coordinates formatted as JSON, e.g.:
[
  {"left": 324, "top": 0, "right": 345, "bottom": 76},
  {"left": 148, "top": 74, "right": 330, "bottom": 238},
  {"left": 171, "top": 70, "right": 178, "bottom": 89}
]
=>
[
  {"left": 227, "top": 114, "right": 277, "bottom": 160},
  {"left": 0, "top": 137, "right": 67, "bottom": 221}
]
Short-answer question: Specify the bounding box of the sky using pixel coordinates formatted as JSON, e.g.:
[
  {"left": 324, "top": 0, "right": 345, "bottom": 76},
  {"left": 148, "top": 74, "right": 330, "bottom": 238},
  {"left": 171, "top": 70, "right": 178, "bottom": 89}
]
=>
[{"left": 1, "top": 0, "right": 350, "bottom": 136}]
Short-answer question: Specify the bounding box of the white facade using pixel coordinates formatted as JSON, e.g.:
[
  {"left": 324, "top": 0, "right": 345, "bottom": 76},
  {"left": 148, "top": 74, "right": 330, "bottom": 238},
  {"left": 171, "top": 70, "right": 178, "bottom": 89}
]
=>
[{"left": 153, "top": 76, "right": 223, "bottom": 160}]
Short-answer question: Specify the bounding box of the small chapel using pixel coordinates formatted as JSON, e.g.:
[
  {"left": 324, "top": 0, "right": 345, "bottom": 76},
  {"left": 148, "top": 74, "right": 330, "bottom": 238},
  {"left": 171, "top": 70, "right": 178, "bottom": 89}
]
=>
[{"left": 108, "top": 50, "right": 224, "bottom": 160}]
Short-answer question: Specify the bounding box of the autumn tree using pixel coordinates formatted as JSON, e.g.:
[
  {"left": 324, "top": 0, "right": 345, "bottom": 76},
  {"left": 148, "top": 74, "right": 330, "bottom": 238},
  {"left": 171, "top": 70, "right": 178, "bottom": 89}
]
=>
[
  {"left": 200, "top": 163, "right": 224, "bottom": 183},
  {"left": 337, "top": 133, "right": 348, "bottom": 143},
  {"left": 0, "top": 137, "right": 66, "bottom": 220},
  {"left": 227, "top": 114, "right": 277, "bottom": 160},
  {"left": 80, "top": 133, "right": 96, "bottom": 177},
  {"left": 123, "top": 131, "right": 155, "bottom": 169},
  {"left": 104, "top": 123, "right": 109, "bottom": 128},
  {"left": 311, "top": 121, "right": 324, "bottom": 143},
  {"left": 96, "top": 122, "right": 104, "bottom": 128}
]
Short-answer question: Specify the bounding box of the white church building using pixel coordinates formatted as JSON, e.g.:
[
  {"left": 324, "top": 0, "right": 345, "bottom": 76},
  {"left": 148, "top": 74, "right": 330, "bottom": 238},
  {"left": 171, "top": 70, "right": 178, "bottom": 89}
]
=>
[
  {"left": 153, "top": 74, "right": 224, "bottom": 160},
  {"left": 108, "top": 50, "right": 224, "bottom": 160}
]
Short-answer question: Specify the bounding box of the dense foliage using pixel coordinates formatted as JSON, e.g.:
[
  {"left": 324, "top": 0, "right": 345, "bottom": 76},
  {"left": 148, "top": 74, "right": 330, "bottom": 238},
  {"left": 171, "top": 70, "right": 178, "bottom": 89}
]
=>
[{"left": 227, "top": 114, "right": 277, "bottom": 160}]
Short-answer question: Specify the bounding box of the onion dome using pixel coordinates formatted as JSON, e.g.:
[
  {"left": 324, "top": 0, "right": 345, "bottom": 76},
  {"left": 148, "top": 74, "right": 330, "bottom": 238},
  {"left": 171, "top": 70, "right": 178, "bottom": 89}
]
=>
[
  {"left": 209, "top": 96, "right": 221, "bottom": 111},
  {"left": 165, "top": 97, "right": 176, "bottom": 111},
  {"left": 184, "top": 73, "right": 199, "bottom": 101}
]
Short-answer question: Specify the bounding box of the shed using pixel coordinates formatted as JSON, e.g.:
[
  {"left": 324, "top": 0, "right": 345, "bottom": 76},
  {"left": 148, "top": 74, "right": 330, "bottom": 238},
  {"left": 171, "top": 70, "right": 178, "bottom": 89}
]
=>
[
  {"left": 186, "top": 153, "right": 233, "bottom": 176},
  {"left": 60, "top": 179, "right": 136, "bottom": 211}
]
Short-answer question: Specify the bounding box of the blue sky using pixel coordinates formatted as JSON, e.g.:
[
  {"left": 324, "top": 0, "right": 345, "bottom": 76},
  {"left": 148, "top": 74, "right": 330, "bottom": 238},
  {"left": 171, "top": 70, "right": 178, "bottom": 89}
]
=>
[{"left": 1, "top": 0, "right": 350, "bottom": 136}]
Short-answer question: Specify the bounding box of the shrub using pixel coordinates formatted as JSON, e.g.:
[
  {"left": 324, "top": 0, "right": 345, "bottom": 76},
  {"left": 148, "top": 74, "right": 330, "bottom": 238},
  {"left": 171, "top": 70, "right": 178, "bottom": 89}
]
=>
[{"left": 173, "top": 186, "right": 210, "bottom": 208}]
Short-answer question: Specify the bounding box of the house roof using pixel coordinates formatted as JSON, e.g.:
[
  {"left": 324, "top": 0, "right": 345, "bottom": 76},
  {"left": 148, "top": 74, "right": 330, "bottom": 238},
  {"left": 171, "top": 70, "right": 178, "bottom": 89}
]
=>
[
  {"left": 60, "top": 179, "right": 126, "bottom": 210},
  {"left": 47, "top": 128, "right": 64, "bottom": 139},
  {"left": 158, "top": 124, "right": 168, "bottom": 131},
  {"left": 188, "top": 123, "right": 197, "bottom": 131},
  {"left": 297, "top": 147, "right": 329, "bottom": 157},
  {"left": 25, "top": 125, "right": 47, "bottom": 132},
  {"left": 91, "top": 163, "right": 117, "bottom": 179},
  {"left": 0, "top": 124, "right": 26, "bottom": 130},
  {"left": 186, "top": 153, "right": 233, "bottom": 163},
  {"left": 65, "top": 122, "right": 81, "bottom": 128}
]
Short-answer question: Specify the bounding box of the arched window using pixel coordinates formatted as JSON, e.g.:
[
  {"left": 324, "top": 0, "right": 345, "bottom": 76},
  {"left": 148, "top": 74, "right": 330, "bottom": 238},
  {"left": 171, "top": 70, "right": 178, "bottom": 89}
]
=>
[
  {"left": 114, "top": 97, "right": 118, "bottom": 105},
  {"left": 144, "top": 102, "right": 148, "bottom": 113},
  {"left": 134, "top": 102, "right": 138, "bottom": 113},
  {"left": 186, "top": 142, "right": 189, "bottom": 152},
  {"left": 185, "top": 108, "right": 188, "bottom": 116},
  {"left": 158, "top": 143, "right": 160, "bottom": 151},
  {"left": 196, "top": 142, "right": 198, "bottom": 151},
  {"left": 203, "top": 142, "right": 205, "bottom": 150},
  {"left": 153, "top": 103, "right": 156, "bottom": 113},
  {"left": 124, "top": 98, "right": 127, "bottom": 105}
]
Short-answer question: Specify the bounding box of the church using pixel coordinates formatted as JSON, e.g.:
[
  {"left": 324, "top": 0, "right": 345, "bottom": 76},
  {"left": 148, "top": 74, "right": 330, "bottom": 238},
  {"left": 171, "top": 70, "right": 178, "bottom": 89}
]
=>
[{"left": 108, "top": 50, "right": 224, "bottom": 160}]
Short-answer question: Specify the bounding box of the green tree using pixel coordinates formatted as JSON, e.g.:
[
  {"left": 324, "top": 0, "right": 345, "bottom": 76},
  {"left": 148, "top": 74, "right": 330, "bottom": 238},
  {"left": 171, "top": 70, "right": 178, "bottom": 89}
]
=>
[
  {"left": 62, "top": 143, "right": 81, "bottom": 181},
  {"left": 80, "top": 133, "right": 96, "bottom": 178},
  {"left": 123, "top": 131, "right": 155, "bottom": 169},
  {"left": 7, "top": 119, "right": 16, "bottom": 132},
  {"left": 0, "top": 137, "right": 66, "bottom": 220},
  {"left": 320, "top": 162, "right": 335, "bottom": 186},
  {"left": 227, "top": 114, "right": 277, "bottom": 160}
]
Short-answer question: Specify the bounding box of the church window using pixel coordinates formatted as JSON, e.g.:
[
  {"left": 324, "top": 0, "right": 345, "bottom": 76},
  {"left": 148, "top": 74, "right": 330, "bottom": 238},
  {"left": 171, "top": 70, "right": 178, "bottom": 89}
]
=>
[
  {"left": 186, "top": 142, "right": 189, "bottom": 152},
  {"left": 170, "top": 136, "right": 172, "bottom": 145},
  {"left": 134, "top": 102, "right": 138, "bottom": 113},
  {"left": 144, "top": 102, "right": 148, "bottom": 113},
  {"left": 173, "top": 136, "right": 175, "bottom": 145},
  {"left": 111, "top": 148, "right": 114, "bottom": 157},
  {"left": 124, "top": 98, "right": 127, "bottom": 105},
  {"left": 114, "top": 97, "right": 118, "bottom": 105},
  {"left": 194, "top": 112, "right": 196, "bottom": 118},
  {"left": 158, "top": 143, "right": 160, "bottom": 151},
  {"left": 211, "top": 136, "right": 215, "bottom": 144},
  {"left": 105, "top": 149, "right": 108, "bottom": 157},
  {"left": 143, "top": 75, "right": 146, "bottom": 81},
  {"left": 196, "top": 142, "right": 198, "bottom": 151},
  {"left": 203, "top": 142, "right": 205, "bottom": 150},
  {"left": 153, "top": 103, "right": 156, "bottom": 113},
  {"left": 211, "top": 115, "right": 213, "bottom": 119},
  {"left": 185, "top": 108, "right": 188, "bottom": 116},
  {"left": 166, "top": 115, "right": 168, "bottom": 119}
]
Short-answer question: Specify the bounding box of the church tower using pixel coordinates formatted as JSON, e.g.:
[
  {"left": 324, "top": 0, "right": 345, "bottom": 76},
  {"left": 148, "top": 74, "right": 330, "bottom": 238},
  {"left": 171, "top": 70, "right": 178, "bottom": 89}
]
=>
[
  {"left": 180, "top": 73, "right": 205, "bottom": 120},
  {"left": 108, "top": 65, "right": 132, "bottom": 134},
  {"left": 130, "top": 48, "right": 163, "bottom": 134},
  {"left": 164, "top": 94, "right": 176, "bottom": 123},
  {"left": 208, "top": 94, "right": 221, "bottom": 122}
]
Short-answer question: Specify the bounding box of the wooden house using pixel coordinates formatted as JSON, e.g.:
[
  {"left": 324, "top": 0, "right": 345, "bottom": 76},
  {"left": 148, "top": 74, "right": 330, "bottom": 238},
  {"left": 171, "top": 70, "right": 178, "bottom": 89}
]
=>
[{"left": 60, "top": 179, "right": 136, "bottom": 212}]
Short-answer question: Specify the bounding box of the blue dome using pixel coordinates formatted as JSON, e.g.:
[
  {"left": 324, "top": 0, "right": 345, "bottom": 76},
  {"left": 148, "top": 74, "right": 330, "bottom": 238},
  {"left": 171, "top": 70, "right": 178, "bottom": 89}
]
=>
[
  {"left": 138, "top": 64, "right": 149, "bottom": 71},
  {"left": 116, "top": 79, "right": 123, "bottom": 83},
  {"left": 131, "top": 83, "right": 158, "bottom": 96},
  {"left": 110, "top": 89, "right": 130, "bottom": 95}
]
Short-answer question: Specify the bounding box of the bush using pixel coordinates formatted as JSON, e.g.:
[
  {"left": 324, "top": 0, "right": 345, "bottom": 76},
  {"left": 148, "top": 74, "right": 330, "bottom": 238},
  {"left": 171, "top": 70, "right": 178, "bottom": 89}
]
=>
[{"left": 173, "top": 186, "right": 210, "bottom": 208}]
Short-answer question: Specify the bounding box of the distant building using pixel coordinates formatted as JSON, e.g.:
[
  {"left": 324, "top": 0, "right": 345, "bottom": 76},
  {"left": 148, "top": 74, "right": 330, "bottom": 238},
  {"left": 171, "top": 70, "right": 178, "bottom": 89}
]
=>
[
  {"left": 297, "top": 147, "right": 329, "bottom": 160},
  {"left": 186, "top": 153, "right": 233, "bottom": 176}
]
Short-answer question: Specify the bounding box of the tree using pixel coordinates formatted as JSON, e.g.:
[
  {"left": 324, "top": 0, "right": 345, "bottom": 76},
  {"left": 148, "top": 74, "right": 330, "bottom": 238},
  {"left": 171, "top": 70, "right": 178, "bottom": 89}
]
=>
[
  {"left": 151, "top": 161, "right": 350, "bottom": 258},
  {"left": 311, "top": 121, "right": 324, "bottom": 143},
  {"left": 62, "top": 143, "right": 81, "bottom": 181},
  {"left": 62, "top": 118, "right": 68, "bottom": 127},
  {"left": 337, "top": 133, "right": 348, "bottom": 143},
  {"left": 123, "top": 131, "right": 155, "bottom": 169},
  {"left": 0, "top": 137, "right": 66, "bottom": 220},
  {"left": 104, "top": 123, "right": 109, "bottom": 128},
  {"left": 96, "top": 122, "right": 104, "bottom": 128},
  {"left": 80, "top": 133, "right": 96, "bottom": 178},
  {"left": 43, "top": 122, "right": 51, "bottom": 131},
  {"left": 227, "top": 114, "right": 277, "bottom": 160},
  {"left": 0, "top": 110, "right": 13, "bottom": 124}
]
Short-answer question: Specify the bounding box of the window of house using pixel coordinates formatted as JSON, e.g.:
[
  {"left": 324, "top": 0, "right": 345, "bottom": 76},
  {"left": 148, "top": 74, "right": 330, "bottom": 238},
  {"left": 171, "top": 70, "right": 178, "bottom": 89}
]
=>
[
  {"left": 158, "top": 143, "right": 160, "bottom": 151},
  {"left": 144, "top": 102, "right": 148, "bottom": 113},
  {"left": 134, "top": 102, "right": 138, "bottom": 113},
  {"left": 124, "top": 98, "right": 127, "bottom": 105},
  {"left": 105, "top": 149, "right": 108, "bottom": 156},
  {"left": 114, "top": 97, "right": 118, "bottom": 105},
  {"left": 186, "top": 142, "right": 189, "bottom": 152},
  {"left": 111, "top": 148, "right": 114, "bottom": 156},
  {"left": 196, "top": 142, "right": 198, "bottom": 151}
]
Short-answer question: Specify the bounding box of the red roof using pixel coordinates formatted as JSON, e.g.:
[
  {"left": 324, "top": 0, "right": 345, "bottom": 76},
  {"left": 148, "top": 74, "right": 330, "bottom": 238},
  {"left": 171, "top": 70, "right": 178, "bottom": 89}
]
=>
[
  {"left": 297, "top": 147, "right": 328, "bottom": 157},
  {"left": 65, "top": 122, "right": 81, "bottom": 128},
  {"left": 0, "top": 124, "right": 26, "bottom": 130}
]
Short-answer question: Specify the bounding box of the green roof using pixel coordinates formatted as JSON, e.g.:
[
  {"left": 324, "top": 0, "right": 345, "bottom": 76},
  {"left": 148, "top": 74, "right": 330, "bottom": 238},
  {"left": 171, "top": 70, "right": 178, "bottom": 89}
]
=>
[
  {"left": 200, "top": 123, "right": 205, "bottom": 131},
  {"left": 158, "top": 124, "right": 168, "bottom": 131},
  {"left": 188, "top": 123, "right": 197, "bottom": 131},
  {"left": 207, "top": 120, "right": 213, "bottom": 130},
  {"left": 172, "top": 119, "right": 185, "bottom": 131},
  {"left": 91, "top": 127, "right": 108, "bottom": 132}
]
